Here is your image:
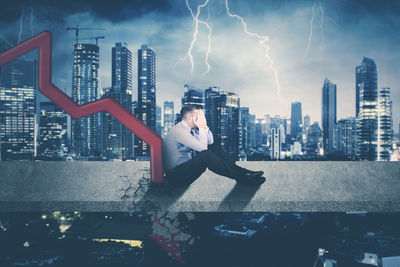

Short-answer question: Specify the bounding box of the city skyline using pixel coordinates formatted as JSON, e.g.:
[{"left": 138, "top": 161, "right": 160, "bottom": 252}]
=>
[
  {"left": 0, "top": 0, "right": 398, "bottom": 130},
  {"left": 0, "top": 40, "right": 395, "bottom": 161}
]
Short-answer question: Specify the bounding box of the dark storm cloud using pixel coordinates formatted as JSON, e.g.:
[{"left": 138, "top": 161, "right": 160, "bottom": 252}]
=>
[{"left": 0, "top": 0, "right": 175, "bottom": 23}]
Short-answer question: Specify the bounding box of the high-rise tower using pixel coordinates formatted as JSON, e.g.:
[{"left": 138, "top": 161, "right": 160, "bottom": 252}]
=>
[
  {"left": 71, "top": 43, "right": 100, "bottom": 158},
  {"left": 135, "top": 45, "right": 156, "bottom": 159},
  {"left": 290, "top": 102, "right": 302, "bottom": 143},
  {"left": 0, "top": 59, "right": 36, "bottom": 161},
  {"left": 102, "top": 42, "right": 133, "bottom": 160},
  {"left": 356, "top": 57, "right": 378, "bottom": 160},
  {"left": 321, "top": 78, "right": 337, "bottom": 155}
]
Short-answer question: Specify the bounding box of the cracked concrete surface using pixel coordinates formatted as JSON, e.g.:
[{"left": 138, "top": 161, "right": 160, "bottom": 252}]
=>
[{"left": 0, "top": 161, "right": 399, "bottom": 212}]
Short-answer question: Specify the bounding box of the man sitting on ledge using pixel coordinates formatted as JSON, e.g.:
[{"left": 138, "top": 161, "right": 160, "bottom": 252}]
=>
[{"left": 162, "top": 104, "right": 266, "bottom": 186}]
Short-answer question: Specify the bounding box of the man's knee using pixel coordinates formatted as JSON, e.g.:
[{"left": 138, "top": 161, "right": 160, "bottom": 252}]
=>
[
  {"left": 196, "top": 149, "right": 218, "bottom": 166},
  {"left": 197, "top": 149, "right": 214, "bottom": 158}
]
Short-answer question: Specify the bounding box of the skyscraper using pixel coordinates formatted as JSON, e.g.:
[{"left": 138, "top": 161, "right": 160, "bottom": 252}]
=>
[
  {"left": 182, "top": 84, "right": 205, "bottom": 108},
  {"left": 356, "top": 57, "right": 378, "bottom": 160},
  {"left": 255, "top": 119, "right": 264, "bottom": 147},
  {"left": 220, "top": 91, "right": 240, "bottom": 160},
  {"left": 205, "top": 88, "right": 240, "bottom": 160},
  {"left": 239, "top": 107, "right": 249, "bottom": 153},
  {"left": 0, "top": 59, "right": 36, "bottom": 161},
  {"left": 303, "top": 115, "right": 310, "bottom": 134},
  {"left": 377, "top": 87, "right": 392, "bottom": 161},
  {"left": 283, "top": 118, "right": 291, "bottom": 144},
  {"left": 205, "top": 87, "right": 221, "bottom": 144},
  {"left": 356, "top": 57, "right": 377, "bottom": 117},
  {"left": 269, "top": 127, "right": 282, "bottom": 160},
  {"left": 334, "top": 117, "right": 357, "bottom": 158},
  {"left": 112, "top": 43, "right": 132, "bottom": 92},
  {"left": 270, "top": 116, "right": 285, "bottom": 146},
  {"left": 290, "top": 102, "right": 302, "bottom": 143},
  {"left": 306, "top": 122, "right": 322, "bottom": 156},
  {"left": 321, "top": 78, "right": 337, "bottom": 155},
  {"left": 247, "top": 114, "right": 256, "bottom": 150},
  {"left": 132, "top": 100, "right": 137, "bottom": 158},
  {"left": 102, "top": 42, "right": 133, "bottom": 160},
  {"left": 37, "top": 102, "right": 68, "bottom": 160},
  {"left": 71, "top": 43, "right": 100, "bottom": 159},
  {"left": 156, "top": 105, "right": 162, "bottom": 136},
  {"left": 163, "top": 101, "right": 174, "bottom": 138},
  {"left": 135, "top": 45, "right": 156, "bottom": 159}
]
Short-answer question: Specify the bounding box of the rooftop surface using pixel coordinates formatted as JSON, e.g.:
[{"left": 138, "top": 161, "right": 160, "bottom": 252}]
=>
[{"left": 0, "top": 161, "right": 398, "bottom": 212}]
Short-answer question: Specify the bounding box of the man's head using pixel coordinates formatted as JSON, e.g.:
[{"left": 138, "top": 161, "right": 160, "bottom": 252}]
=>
[{"left": 180, "top": 105, "right": 202, "bottom": 129}]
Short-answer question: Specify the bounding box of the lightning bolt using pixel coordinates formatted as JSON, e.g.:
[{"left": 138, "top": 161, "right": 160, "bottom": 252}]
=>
[
  {"left": 30, "top": 6, "right": 34, "bottom": 37},
  {"left": 29, "top": 6, "right": 36, "bottom": 61},
  {"left": 18, "top": 7, "right": 25, "bottom": 43},
  {"left": 184, "top": 0, "right": 212, "bottom": 76},
  {"left": 225, "top": 0, "right": 283, "bottom": 103},
  {"left": 304, "top": 2, "right": 316, "bottom": 59},
  {"left": 0, "top": 35, "right": 13, "bottom": 48},
  {"left": 201, "top": 18, "right": 212, "bottom": 77},
  {"left": 319, "top": 2, "right": 325, "bottom": 45}
]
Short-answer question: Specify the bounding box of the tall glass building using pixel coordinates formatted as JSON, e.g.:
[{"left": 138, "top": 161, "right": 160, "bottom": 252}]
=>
[
  {"left": 205, "top": 88, "right": 240, "bottom": 160},
  {"left": 71, "top": 43, "right": 100, "bottom": 159},
  {"left": 37, "top": 101, "right": 68, "bottom": 160},
  {"left": 205, "top": 87, "right": 221, "bottom": 145},
  {"left": 255, "top": 119, "right": 264, "bottom": 147},
  {"left": 303, "top": 115, "right": 310, "bottom": 134},
  {"left": 321, "top": 78, "right": 337, "bottom": 155},
  {"left": 247, "top": 114, "right": 256, "bottom": 150},
  {"left": 356, "top": 57, "right": 378, "bottom": 160},
  {"left": 135, "top": 45, "right": 156, "bottom": 159},
  {"left": 163, "top": 101, "right": 174, "bottom": 138},
  {"left": 269, "top": 127, "right": 283, "bottom": 160},
  {"left": 334, "top": 117, "right": 357, "bottom": 158},
  {"left": 377, "top": 87, "right": 392, "bottom": 161},
  {"left": 290, "top": 102, "right": 303, "bottom": 143},
  {"left": 239, "top": 107, "right": 250, "bottom": 153},
  {"left": 102, "top": 42, "right": 133, "bottom": 161},
  {"left": 156, "top": 105, "right": 162, "bottom": 136},
  {"left": 306, "top": 122, "right": 322, "bottom": 156},
  {"left": 182, "top": 84, "right": 205, "bottom": 108},
  {"left": 220, "top": 91, "right": 240, "bottom": 160},
  {"left": 0, "top": 59, "right": 36, "bottom": 161}
]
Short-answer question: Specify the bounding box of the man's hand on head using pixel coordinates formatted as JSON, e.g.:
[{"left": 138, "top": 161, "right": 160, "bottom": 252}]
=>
[{"left": 194, "top": 109, "right": 207, "bottom": 129}]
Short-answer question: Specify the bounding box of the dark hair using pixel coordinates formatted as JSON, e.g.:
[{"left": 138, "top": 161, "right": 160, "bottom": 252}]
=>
[{"left": 180, "top": 104, "right": 202, "bottom": 119}]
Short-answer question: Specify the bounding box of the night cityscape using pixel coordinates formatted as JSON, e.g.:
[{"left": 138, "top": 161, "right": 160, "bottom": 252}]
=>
[{"left": 0, "top": 0, "right": 399, "bottom": 266}]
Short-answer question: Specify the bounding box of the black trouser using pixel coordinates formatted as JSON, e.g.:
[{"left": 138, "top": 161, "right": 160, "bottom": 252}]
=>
[{"left": 165, "top": 143, "right": 247, "bottom": 186}]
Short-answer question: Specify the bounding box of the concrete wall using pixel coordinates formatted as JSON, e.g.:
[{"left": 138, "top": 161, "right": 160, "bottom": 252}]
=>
[{"left": 0, "top": 161, "right": 398, "bottom": 212}]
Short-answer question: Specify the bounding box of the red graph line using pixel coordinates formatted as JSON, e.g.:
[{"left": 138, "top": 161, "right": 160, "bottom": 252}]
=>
[{"left": 0, "top": 31, "right": 164, "bottom": 184}]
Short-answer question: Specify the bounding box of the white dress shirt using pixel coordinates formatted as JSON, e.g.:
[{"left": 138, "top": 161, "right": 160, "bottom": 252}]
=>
[{"left": 162, "top": 121, "right": 214, "bottom": 172}]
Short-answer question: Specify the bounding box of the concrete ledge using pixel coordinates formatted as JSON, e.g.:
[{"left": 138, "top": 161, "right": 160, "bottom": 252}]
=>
[{"left": 0, "top": 161, "right": 399, "bottom": 212}]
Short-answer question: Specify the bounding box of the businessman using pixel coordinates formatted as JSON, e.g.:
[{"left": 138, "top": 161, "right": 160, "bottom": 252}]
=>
[{"left": 162, "top": 105, "right": 266, "bottom": 186}]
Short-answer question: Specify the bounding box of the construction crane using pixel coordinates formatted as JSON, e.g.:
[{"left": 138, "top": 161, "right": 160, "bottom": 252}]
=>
[
  {"left": 79, "top": 36, "right": 105, "bottom": 46},
  {"left": 66, "top": 25, "right": 105, "bottom": 44}
]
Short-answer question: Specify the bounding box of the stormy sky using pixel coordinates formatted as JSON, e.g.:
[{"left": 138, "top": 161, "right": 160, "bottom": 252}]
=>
[{"left": 0, "top": 0, "right": 399, "bottom": 130}]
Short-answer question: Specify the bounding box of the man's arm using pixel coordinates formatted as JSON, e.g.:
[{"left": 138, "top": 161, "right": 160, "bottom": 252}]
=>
[
  {"left": 192, "top": 127, "right": 214, "bottom": 145},
  {"left": 178, "top": 108, "right": 209, "bottom": 151},
  {"left": 207, "top": 127, "right": 214, "bottom": 144},
  {"left": 176, "top": 127, "right": 208, "bottom": 151}
]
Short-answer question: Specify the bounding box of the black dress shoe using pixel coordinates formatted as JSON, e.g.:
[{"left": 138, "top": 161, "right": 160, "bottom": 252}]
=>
[
  {"left": 235, "top": 173, "right": 266, "bottom": 186},
  {"left": 236, "top": 166, "right": 264, "bottom": 177},
  {"left": 247, "top": 170, "right": 264, "bottom": 177}
]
